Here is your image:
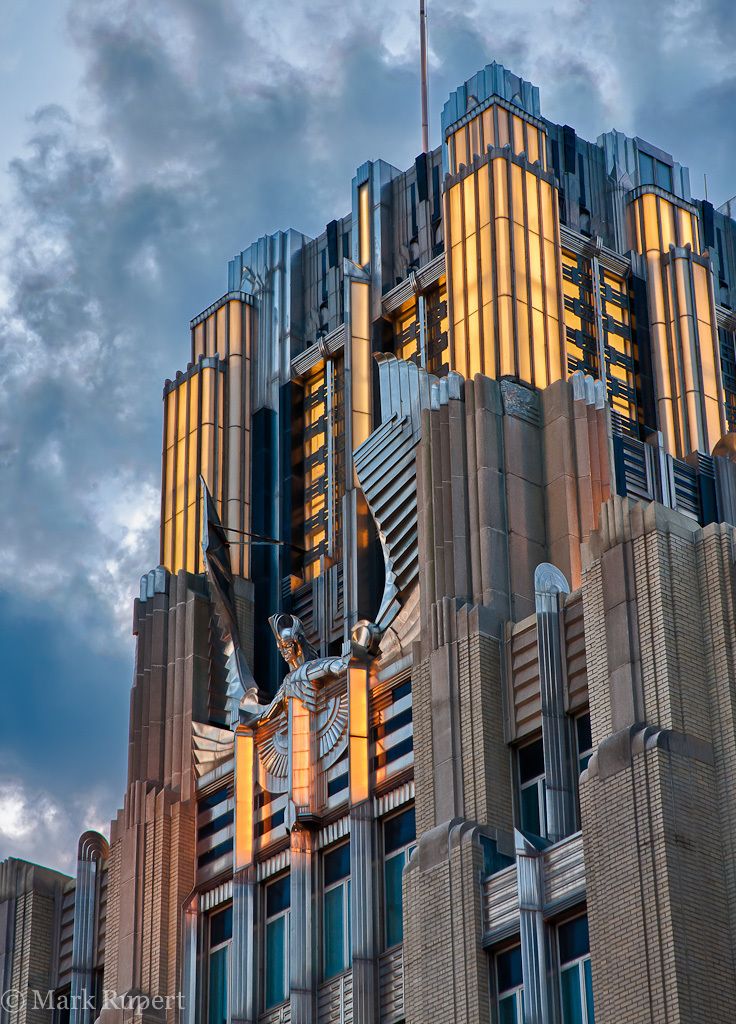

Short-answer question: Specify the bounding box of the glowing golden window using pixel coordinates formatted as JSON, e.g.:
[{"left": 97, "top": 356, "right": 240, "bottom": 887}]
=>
[
  {"left": 302, "top": 358, "right": 344, "bottom": 581},
  {"left": 161, "top": 298, "right": 253, "bottom": 577},
  {"left": 445, "top": 148, "right": 564, "bottom": 387},
  {"left": 629, "top": 190, "right": 724, "bottom": 455}
]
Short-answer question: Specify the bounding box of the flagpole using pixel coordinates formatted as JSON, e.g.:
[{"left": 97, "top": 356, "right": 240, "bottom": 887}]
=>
[{"left": 420, "top": 0, "right": 429, "bottom": 152}]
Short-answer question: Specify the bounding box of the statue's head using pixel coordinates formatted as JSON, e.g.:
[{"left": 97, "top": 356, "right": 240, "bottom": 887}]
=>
[
  {"left": 269, "top": 613, "right": 317, "bottom": 671},
  {"left": 351, "top": 619, "right": 382, "bottom": 659}
]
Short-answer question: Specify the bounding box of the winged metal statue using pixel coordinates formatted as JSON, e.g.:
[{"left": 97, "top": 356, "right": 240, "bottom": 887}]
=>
[{"left": 200, "top": 477, "right": 258, "bottom": 726}]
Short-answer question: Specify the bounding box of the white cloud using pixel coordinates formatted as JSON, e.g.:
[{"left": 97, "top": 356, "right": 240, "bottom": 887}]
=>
[{"left": 0, "top": 779, "right": 110, "bottom": 873}]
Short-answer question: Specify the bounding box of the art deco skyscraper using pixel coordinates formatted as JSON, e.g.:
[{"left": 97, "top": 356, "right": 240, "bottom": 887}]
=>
[{"left": 4, "top": 59, "right": 736, "bottom": 1024}]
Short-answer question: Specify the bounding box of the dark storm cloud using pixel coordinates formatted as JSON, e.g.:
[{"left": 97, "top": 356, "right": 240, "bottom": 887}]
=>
[{"left": 1, "top": 0, "right": 734, "bottom": 869}]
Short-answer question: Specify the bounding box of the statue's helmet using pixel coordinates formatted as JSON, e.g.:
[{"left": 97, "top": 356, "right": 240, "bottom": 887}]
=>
[{"left": 350, "top": 619, "right": 382, "bottom": 659}]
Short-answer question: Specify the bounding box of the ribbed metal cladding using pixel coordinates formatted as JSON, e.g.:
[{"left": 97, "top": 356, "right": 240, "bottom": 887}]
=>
[
  {"left": 381, "top": 252, "right": 446, "bottom": 315},
  {"left": 515, "top": 830, "right": 551, "bottom": 1024},
  {"left": 180, "top": 896, "right": 198, "bottom": 1024},
  {"left": 69, "top": 858, "right": 96, "bottom": 1024},
  {"left": 70, "top": 833, "right": 108, "bottom": 1024},
  {"left": 534, "top": 563, "right": 577, "bottom": 844},
  {"left": 349, "top": 806, "right": 377, "bottom": 1024},
  {"left": 289, "top": 831, "right": 315, "bottom": 1024},
  {"left": 231, "top": 867, "right": 257, "bottom": 1024}
]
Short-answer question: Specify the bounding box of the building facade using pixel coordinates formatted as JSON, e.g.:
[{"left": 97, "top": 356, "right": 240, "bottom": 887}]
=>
[{"left": 3, "top": 59, "right": 736, "bottom": 1024}]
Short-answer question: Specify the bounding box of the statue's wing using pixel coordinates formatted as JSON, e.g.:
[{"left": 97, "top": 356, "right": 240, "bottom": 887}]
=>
[
  {"left": 192, "top": 721, "right": 234, "bottom": 778},
  {"left": 353, "top": 355, "right": 462, "bottom": 650},
  {"left": 201, "top": 476, "right": 239, "bottom": 645},
  {"left": 201, "top": 476, "right": 257, "bottom": 725}
]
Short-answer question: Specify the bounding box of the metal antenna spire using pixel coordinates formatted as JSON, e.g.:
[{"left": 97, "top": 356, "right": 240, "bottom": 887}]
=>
[{"left": 420, "top": 0, "right": 429, "bottom": 152}]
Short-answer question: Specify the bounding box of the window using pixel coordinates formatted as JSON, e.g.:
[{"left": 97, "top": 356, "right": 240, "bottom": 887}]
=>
[
  {"left": 558, "top": 915, "right": 595, "bottom": 1024},
  {"left": 264, "top": 875, "right": 290, "bottom": 1008},
  {"left": 383, "top": 807, "right": 416, "bottom": 948},
  {"left": 638, "top": 151, "right": 673, "bottom": 193},
  {"left": 200, "top": 787, "right": 229, "bottom": 811},
  {"left": 480, "top": 835, "right": 514, "bottom": 877},
  {"left": 496, "top": 945, "right": 524, "bottom": 1024},
  {"left": 638, "top": 152, "right": 655, "bottom": 186},
  {"left": 575, "top": 714, "right": 593, "bottom": 775},
  {"left": 519, "top": 739, "right": 547, "bottom": 839},
  {"left": 323, "top": 842, "right": 351, "bottom": 978},
  {"left": 655, "top": 159, "right": 673, "bottom": 192},
  {"left": 208, "top": 906, "right": 232, "bottom": 1024}
]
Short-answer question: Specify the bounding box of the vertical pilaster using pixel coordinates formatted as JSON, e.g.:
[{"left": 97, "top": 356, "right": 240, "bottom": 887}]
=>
[
  {"left": 515, "top": 831, "right": 551, "bottom": 1024},
  {"left": 290, "top": 830, "right": 315, "bottom": 1024},
  {"left": 230, "top": 869, "right": 257, "bottom": 1024},
  {"left": 70, "top": 833, "right": 108, "bottom": 1024},
  {"left": 180, "top": 897, "right": 197, "bottom": 1024},
  {"left": 233, "top": 725, "right": 257, "bottom": 1024},
  {"left": 343, "top": 263, "right": 373, "bottom": 638},
  {"left": 534, "top": 563, "right": 576, "bottom": 842},
  {"left": 348, "top": 658, "right": 377, "bottom": 1024}
]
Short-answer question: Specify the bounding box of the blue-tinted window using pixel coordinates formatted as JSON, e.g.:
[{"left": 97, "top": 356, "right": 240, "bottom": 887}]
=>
[
  {"left": 210, "top": 906, "right": 232, "bottom": 947},
  {"left": 198, "top": 839, "right": 233, "bottom": 869},
  {"left": 497, "top": 946, "right": 522, "bottom": 991},
  {"left": 519, "top": 739, "right": 544, "bottom": 783},
  {"left": 497, "top": 946, "right": 524, "bottom": 1024},
  {"left": 559, "top": 915, "right": 590, "bottom": 963},
  {"left": 559, "top": 916, "right": 594, "bottom": 1024},
  {"left": 265, "top": 876, "right": 290, "bottom": 1008},
  {"left": 198, "top": 810, "right": 234, "bottom": 841},
  {"left": 265, "top": 915, "right": 287, "bottom": 1008},
  {"left": 208, "top": 907, "right": 231, "bottom": 1024},
  {"left": 324, "top": 842, "right": 350, "bottom": 886},
  {"left": 639, "top": 151, "right": 673, "bottom": 193},
  {"left": 385, "top": 808, "right": 416, "bottom": 855},
  {"left": 327, "top": 772, "right": 349, "bottom": 797},
  {"left": 208, "top": 946, "right": 228, "bottom": 1024},
  {"left": 655, "top": 160, "right": 673, "bottom": 191},
  {"left": 323, "top": 843, "right": 351, "bottom": 979},
  {"left": 266, "top": 875, "right": 290, "bottom": 917},
  {"left": 561, "top": 965, "right": 584, "bottom": 1024},
  {"left": 639, "top": 152, "right": 655, "bottom": 185},
  {"left": 199, "top": 787, "right": 229, "bottom": 812},
  {"left": 480, "top": 836, "right": 514, "bottom": 877},
  {"left": 393, "top": 679, "right": 412, "bottom": 702},
  {"left": 519, "top": 739, "right": 547, "bottom": 838},
  {"left": 384, "top": 809, "right": 416, "bottom": 948}
]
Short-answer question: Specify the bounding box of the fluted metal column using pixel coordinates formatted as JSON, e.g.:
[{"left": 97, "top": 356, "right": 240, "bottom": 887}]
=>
[
  {"left": 348, "top": 656, "right": 377, "bottom": 1024},
  {"left": 230, "top": 867, "right": 257, "bottom": 1024},
  {"left": 350, "top": 801, "right": 377, "bottom": 1024},
  {"left": 515, "top": 830, "right": 551, "bottom": 1024},
  {"left": 232, "top": 723, "right": 258, "bottom": 1023},
  {"left": 70, "top": 832, "right": 108, "bottom": 1024},
  {"left": 181, "top": 895, "right": 198, "bottom": 1024},
  {"left": 290, "top": 828, "right": 315, "bottom": 1024},
  {"left": 534, "top": 563, "right": 576, "bottom": 843}
]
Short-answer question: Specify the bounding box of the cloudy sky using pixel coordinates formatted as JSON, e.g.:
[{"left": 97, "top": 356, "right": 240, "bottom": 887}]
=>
[{"left": 0, "top": 0, "right": 734, "bottom": 874}]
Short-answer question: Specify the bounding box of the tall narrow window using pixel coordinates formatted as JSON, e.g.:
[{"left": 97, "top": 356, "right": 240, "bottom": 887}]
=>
[
  {"left": 638, "top": 152, "right": 655, "bottom": 186},
  {"left": 654, "top": 159, "right": 673, "bottom": 192},
  {"left": 208, "top": 906, "right": 232, "bottom": 1024},
  {"left": 719, "top": 324, "right": 736, "bottom": 431},
  {"left": 519, "top": 738, "right": 547, "bottom": 839},
  {"left": 358, "top": 183, "right": 371, "bottom": 266},
  {"left": 575, "top": 714, "right": 593, "bottom": 775},
  {"left": 559, "top": 915, "right": 595, "bottom": 1024},
  {"left": 323, "top": 842, "right": 351, "bottom": 978},
  {"left": 383, "top": 807, "right": 416, "bottom": 948},
  {"left": 264, "top": 875, "right": 290, "bottom": 1009},
  {"left": 496, "top": 945, "right": 524, "bottom": 1023}
]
